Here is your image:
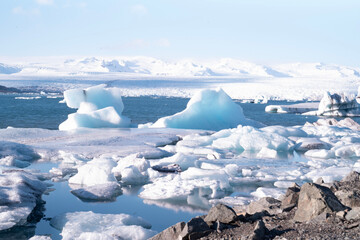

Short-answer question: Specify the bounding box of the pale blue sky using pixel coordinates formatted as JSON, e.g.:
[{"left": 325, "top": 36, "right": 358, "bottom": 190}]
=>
[{"left": 1, "top": 0, "right": 359, "bottom": 66}]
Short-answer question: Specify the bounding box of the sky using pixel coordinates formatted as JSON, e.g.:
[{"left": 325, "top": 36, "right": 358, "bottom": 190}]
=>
[{"left": 0, "top": 0, "right": 359, "bottom": 66}]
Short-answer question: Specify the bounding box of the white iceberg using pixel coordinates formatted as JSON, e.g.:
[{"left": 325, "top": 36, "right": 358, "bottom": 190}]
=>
[
  {"left": 50, "top": 211, "right": 156, "bottom": 240},
  {"left": 59, "top": 84, "right": 131, "bottom": 130},
  {"left": 150, "top": 88, "right": 263, "bottom": 131}
]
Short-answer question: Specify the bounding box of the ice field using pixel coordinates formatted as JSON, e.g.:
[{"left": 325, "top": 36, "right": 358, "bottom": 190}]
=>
[{"left": 1, "top": 62, "right": 360, "bottom": 239}]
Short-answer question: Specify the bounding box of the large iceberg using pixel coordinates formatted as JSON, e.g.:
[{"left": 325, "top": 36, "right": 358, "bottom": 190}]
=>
[
  {"left": 59, "top": 84, "right": 131, "bottom": 130},
  {"left": 150, "top": 88, "right": 263, "bottom": 131}
]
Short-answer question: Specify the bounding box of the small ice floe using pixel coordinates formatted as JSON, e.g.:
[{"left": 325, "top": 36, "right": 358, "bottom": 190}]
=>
[
  {"left": 265, "top": 102, "right": 318, "bottom": 114},
  {"left": 139, "top": 167, "right": 232, "bottom": 202},
  {"left": 15, "top": 96, "right": 41, "bottom": 100},
  {"left": 50, "top": 211, "right": 156, "bottom": 240},
  {"left": 70, "top": 182, "right": 122, "bottom": 202},
  {"left": 0, "top": 170, "right": 47, "bottom": 231},
  {"left": 112, "top": 154, "right": 150, "bottom": 185},
  {"left": 59, "top": 84, "right": 131, "bottom": 130},
  {"left": 149, "top": 88, "right": 263, "bottom": 131},
  {"left": 0, "top": 141, "right": 40, "bottom": 168},
  {"left": 67, "top": 157, "right": 123, "bottom": 201}
]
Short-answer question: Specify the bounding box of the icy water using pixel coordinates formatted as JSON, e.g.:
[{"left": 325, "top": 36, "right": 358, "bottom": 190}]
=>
[
  {"left": 0, "top": 93, "right": 325, "bottom": 129},
  {"left": 1, "top": 93, "right": 359, "bottom": 239}
]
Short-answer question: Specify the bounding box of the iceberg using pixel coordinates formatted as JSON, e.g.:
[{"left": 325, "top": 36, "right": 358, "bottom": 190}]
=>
[
  {"left": 50, "top": 211, "right": 156, "bottom": 240},
  {"left": 150, "top": 88, "right": 263, "bottom": 131},
  {"left": 303, "top": 91, "right": 360, "bottom": 116},
  {"left": 59, "top": 84, "right": 131, "bottom": 130}
]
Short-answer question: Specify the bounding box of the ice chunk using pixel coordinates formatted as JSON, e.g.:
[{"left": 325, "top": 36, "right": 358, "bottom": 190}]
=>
[
  {"left": 304, "top": 149, "right": 335, "bottom": 159},
  {"left": 295, "top": 137, "right": 331, "bottom": 151},
  {"left": 306, "top": 166, "right": 353, "bottom": 183},
  {"left": 306, "top": 117, "right": 360, "bottom": 131},
  {"left": 29, "top": 236, "right": 52, "bottom": 240},
  {"left": 150, "top": 153, "right": 197, "bottom": 171},
  {"left": 59, "top": 84, "right": 131, "bottom": 130},
  {"left": 0, "top": 170, "right": 47, "bottom": 231},
  {"left": 250, "top": 187, "right": 285, "bottom": 200},
  {"left": 112, "top": 155, "right": 150, "bottom": 185},
  {"left": 0, "top": 141, "right": 40, "bottom": 168},
  {"left": 70, "top": 182, "right": 122, "bottom": 201},
  {"left": 265, "top": 102, "right": 318, "bottom": 114},
  {"left": 312, "top": 92, "right": 360, "bottom": 116},
  {"left": 68, "top": 157, "right": 117, "bottom": 186},
  {"left": 50, "top": 211, "right": 156, "bottom": 240},
  {"left": 150, "top": 88, "right": 262, "bottom": 131},
  {"left": 139, "top": 167, "right": 232, "bottom": 202}
]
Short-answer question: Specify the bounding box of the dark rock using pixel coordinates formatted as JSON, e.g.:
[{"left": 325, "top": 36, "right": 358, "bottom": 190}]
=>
[
  {"left": 180, "top": 217, "right": 211, "bottom": 239},
  {"left": 341, "top": 171, "right": 360, "bottom": 183},
  {"left": 332, "top": 171, "right": 360, "bottom": 208},
  {"left": 293, "top": 183, "right": 346, "bottom": 222},
  {"left": 247, "top": 197, "right": 281, "bottom": 215},
  {"left": 281, "top": 183, "right": 300, "bottom": 211},
  {"left": 246, "top": 211, "right": 270, "bottom": 222},
  {"left": 204, "top": 204, "right": 237, "bottom": 224},
  {"left": 149, "top": 222, "right": 186, "bottom": 240},
  {"left": 248, "top": 220, "right": 267, "bottom": 240},
  {"left": 335, "top": 189, "right": 360, "bottom": 208}
]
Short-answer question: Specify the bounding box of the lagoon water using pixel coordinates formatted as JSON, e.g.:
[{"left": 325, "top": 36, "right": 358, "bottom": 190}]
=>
[
  {"left": 0, "top": 93, "right": 323, "bottom": 129},
  {"left": 0, "top": 93, "right": 356, "bottom": 239}
]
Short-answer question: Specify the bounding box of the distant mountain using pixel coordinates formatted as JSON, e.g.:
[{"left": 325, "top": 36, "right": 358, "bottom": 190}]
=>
[
  {"left": 0, "top": 63, "right": 21, "bottom": 74},
  {"left": 0, "top": 57, "right": 359, "bottom": 79},
  {"left": 0, "top": 85, "right": 21, "bottom": 93}
]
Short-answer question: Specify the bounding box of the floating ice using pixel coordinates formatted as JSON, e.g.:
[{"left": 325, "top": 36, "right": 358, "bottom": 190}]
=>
[
  {"left": 265, "top": 102, "right": 318, "bottom": 114},
  {"left": 50, "top": 211, "right": 156, "bottom": 240},
  {"left": 70, "top": 182, "right": 122, "bottom": 201},
  {"left": 112, "top": 154, "right": 150, "bottom": 185},
  {"left": 139, "top": 167, "right": 232, "bottom": 202},
  {"left": 150, "top": 88, "right": 263, "bottom": 131},
  {"left": 0, "top": 170, "right": 47, "bottom": 231},
  {"left": 59, "top": 84, "right": 131, "bottom": 130},
  {"left": 0, "top": 141, "right": 40, "bottom": 168},
  {"left": 303, "top": 91, "right": 360, "bottom": 116},
  {"left": 68, "top": 157, "right": 117, "bottom": 186}
]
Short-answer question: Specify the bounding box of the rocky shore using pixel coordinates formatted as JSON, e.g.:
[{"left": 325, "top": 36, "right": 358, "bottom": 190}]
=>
[{"left": 150, "top": 171, "right": 360, "bottom": 240}]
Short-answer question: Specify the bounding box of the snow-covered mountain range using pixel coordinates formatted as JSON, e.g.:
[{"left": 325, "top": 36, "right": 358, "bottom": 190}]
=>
[{"left": 0, "top": 56, "right": 359, "bottom": 79}]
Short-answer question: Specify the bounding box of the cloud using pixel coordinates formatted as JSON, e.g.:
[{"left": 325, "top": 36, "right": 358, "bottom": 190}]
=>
[
  {"left": 12, "top": 6, "right": 40, "bottom": 16},
  {"left": 35, "top": 0, "right": 54, "bottom": 5},
  {"left": 157, "top": 38, "right": 171, "bottom": 47},
  {"left": 131, "top": 4, "right": 148, "bottom": 16}
]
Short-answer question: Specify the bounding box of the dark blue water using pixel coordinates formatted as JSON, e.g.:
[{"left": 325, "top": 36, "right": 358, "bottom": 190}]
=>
[{"left": 0, "top": 93, "right": 328, "bottom": 129}]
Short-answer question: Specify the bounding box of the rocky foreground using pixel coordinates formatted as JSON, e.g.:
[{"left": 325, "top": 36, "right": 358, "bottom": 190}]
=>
[{"left": 151, "top": 171, "right": 360, "bottom": 240}]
